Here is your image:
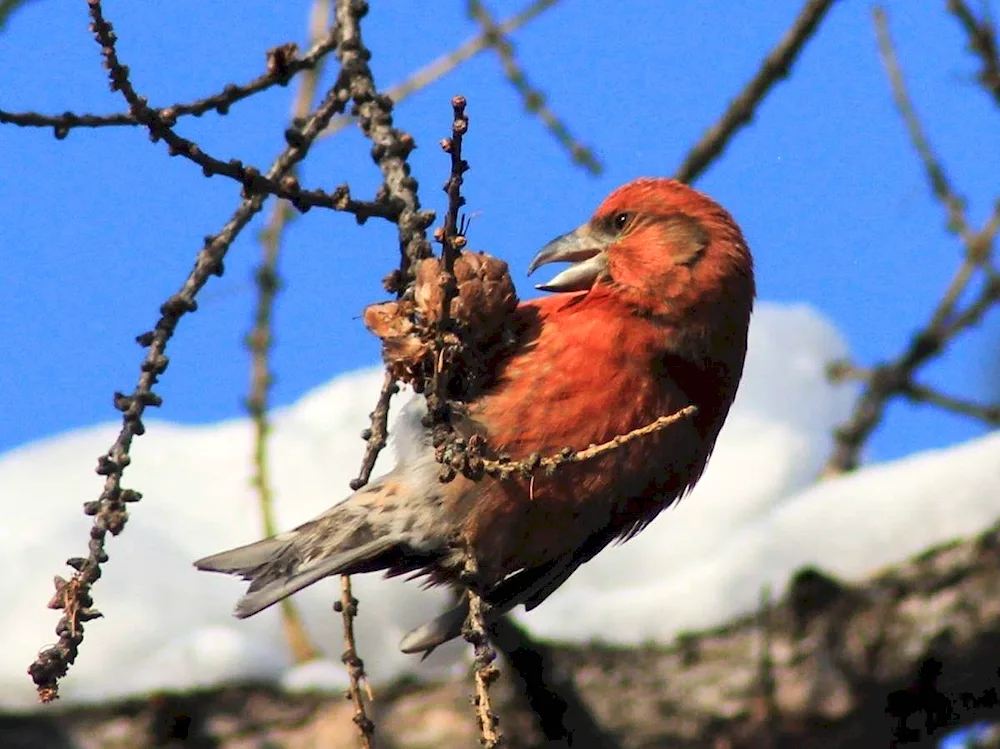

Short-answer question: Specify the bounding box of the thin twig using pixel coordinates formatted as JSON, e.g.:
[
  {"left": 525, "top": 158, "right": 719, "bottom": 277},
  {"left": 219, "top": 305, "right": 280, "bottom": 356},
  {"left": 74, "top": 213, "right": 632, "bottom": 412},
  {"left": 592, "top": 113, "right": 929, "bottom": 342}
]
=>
[
  {"left": 350, "top": 372, "right": 400, "bottom": 491},
  {"left": 823, "top": 8, "right": 1000, "bottom": 475},
  {"left": 466, "top": 0, "right": 601, "bottom": 175},
  {"left": 947, "top": 0, "right": 1000, "bottom": 108},
  {"left": 674, "top": 0, "right": 836, "bottom": 185},
  {"left": 339, "top": 369, "right": 397, "bottom": 748},
  {"left": 336, "top": 0, "right": 435, "bottom": 290},
  {"left": 429, "top": 98, "right": 503, "bottom": 746},
  {"left": 463, "top": 555, "right": 504, "bottom": 748},
  {"left": 319, "top": 0, "right": 560, "bottom": 140},
  {"left": 901, "top": 381, "right": 1000, "bottom": 426},
  {"left": 825, "top": 254, "right": 999, "bottom": 475},
  {"left": 938, "top": 263, "right": 1000, "bottom": 341},
  {"left": 873, "top": 6, "right": 972, "bottom": 243},
  {"left": 335, "top": 576, "right": 376, "bottom": 748},
  {"left": 339, "top": 376, "right": 399, "bottom": 749},
  {"left": 475, "top": 405, "right": 698, "bottom": 480},
  {"left": 439, "top": 95, "right": 471, "bottom": 262},
  {"left": 829, "top": 361, "right": 1000, "bottom": 426},
  {"left": 84, "top": 0, "right": 395, "bottom": 222},
  {"left": 0, "top": 32, "right": 341, "bottom": 137},
  {"left": 331, "top": 0, "right": 439, "bottom": 743},
  {"left": 424, "top": 96, "right": 471, "bottom": 462},
  {"left": 247, "top": 0, "right": 333, "bottom": 667}
]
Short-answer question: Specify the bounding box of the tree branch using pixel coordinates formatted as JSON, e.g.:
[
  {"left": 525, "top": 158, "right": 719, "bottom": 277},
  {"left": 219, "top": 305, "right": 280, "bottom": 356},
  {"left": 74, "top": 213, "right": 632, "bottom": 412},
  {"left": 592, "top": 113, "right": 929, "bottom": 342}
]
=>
[
  {"left": 84, "top": 0, "right": 398, "bottom": 222},
  {"left": 463, "top": 555, "right": 504, "bottom": 748},
  {"left": 320, "top": 0, "right": 560, "bottom": 140},
  {"left": 0, "top": 29, "right": 340, "bottom": 137},
  {"left": 246, "top": 0, "right": 333, "bottom": 669},
  {"left": 331, "top": 0, "right": 441, "bottom": 743},
  {"left": 336, "top": 0, "right": 435, "bottom": 289},
  {"left": 466, "top": 0, "right": 601, "bottom": 175},
  {"left": 947, "top": 0, "right": 1000, "bottom": 108},
  {"left": 674, "top": 0, "right": 837, "bottom": 185},
  {"left": 823, "top": 7, "right": 1000, "bottom": 475},
  {"left": 901, "top": 381, "right": 1000, "bottom": 426}
]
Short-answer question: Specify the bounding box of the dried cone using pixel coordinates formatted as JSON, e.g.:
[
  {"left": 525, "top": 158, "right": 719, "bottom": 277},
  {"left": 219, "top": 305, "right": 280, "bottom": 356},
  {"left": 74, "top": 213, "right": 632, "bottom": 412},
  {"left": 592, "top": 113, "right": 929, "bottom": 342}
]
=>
[
  {"left": 362, "top": 299, "right": 424, "bottom": 383},
  {"left": 364, "top": 251, "right": 519, "bottom": 393}
]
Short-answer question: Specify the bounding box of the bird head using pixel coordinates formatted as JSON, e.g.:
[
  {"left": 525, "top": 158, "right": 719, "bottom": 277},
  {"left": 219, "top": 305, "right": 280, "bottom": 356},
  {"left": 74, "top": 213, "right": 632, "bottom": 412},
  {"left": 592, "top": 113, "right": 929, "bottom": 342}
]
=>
[{"left": 528, "top": 178, "right": 755, "bottom": 328}]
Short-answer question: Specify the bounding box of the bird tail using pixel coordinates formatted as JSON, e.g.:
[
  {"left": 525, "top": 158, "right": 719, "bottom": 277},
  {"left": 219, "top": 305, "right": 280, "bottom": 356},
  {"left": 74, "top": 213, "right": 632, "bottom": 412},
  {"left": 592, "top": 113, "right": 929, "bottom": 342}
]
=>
[
  {"left": 196, "top": 534, "right": 399, "bottom": 618},
  {"left": 195, "top": 477, "right": 431, "bottom": 618}
]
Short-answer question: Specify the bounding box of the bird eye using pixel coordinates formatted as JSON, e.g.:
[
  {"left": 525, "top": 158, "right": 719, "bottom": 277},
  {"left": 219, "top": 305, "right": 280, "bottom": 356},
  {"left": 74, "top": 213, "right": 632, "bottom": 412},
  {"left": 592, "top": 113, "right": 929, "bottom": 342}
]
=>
[{"left": 612, "top": 212, "right": 632, "bottom": 231}]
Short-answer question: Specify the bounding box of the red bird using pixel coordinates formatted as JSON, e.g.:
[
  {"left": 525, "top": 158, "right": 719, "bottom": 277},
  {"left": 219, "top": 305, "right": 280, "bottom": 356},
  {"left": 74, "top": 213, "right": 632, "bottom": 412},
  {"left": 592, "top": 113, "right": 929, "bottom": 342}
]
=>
[{"left": 196, "top": 178, "right": 755, "bottom": 653}]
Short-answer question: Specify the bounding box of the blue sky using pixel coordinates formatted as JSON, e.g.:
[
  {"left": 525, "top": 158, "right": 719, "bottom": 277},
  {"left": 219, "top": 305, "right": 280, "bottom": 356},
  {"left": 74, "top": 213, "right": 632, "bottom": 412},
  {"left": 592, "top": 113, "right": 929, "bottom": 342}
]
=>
[{"left": 1, "top": 1, "right": 997, "bottom": 463}]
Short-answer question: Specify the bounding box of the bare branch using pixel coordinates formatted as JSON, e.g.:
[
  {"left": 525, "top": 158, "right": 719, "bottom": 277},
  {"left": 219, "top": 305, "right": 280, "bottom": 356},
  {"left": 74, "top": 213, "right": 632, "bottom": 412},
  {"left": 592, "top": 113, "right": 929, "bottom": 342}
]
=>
[
  {"left": 674, "top": 0, "right": 836, "bottom": 185},
  {"left": 901, "top": 381, "right": 1000, "bottom": 426},
  {"left": 0, "top": 30, "right": 340, "bottom": 136},
  {"left": 947, "top": 0, "right": 1000, "bottom": 107},
  {"left": 420, "top": 96, "right": 472, "bottom": 467},
  {"left": 350, "top": 373, "right": 400, "bottom": 492},
  {"left": 424, "top": 99, "right": 505, "bottom": 746},
  {"left": 439, "top": 96, "right": 471, "bottom": 260},
  {"left": 473, "top": 405, "right": 698, "bottom": 480},
  {"left": 825, "top": 219, "right": 1000, "bottom": 475},
  {"left": 331, "top": 0, "right": 441, "bottom": 742},
  {"left": 823, "top": 7, "right": 1000, "bottom": 475},
  {"left": 321, "top": 0, "right": 560, "bottom": 139},
  {"left": 466, "top": 0, "right": 601, "bottom": 175},
  {"left": 335, "top": 576, "right": 376, "bottom": 748},
  {"left": 873, "top": 6, "right": 972, "bottom": 243},
  {"left": 247, "top": 0, "right": 333, "bottom": 668},
  {"left": 463, "top": 555, "right": 504, "bottom": 748},
  {"left": 84, "top": 0, "right": 397, "bottom": 222},
  {"left": 336, "top": 0, "right": 435, "bottom": 289}
]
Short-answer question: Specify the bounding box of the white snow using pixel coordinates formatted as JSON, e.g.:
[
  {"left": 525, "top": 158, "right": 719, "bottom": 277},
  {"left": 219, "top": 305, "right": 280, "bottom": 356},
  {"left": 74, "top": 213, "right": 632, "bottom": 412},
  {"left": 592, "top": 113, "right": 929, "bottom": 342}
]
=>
[{"left": 1, "top": 301, "right": 997, "bottom": 711}]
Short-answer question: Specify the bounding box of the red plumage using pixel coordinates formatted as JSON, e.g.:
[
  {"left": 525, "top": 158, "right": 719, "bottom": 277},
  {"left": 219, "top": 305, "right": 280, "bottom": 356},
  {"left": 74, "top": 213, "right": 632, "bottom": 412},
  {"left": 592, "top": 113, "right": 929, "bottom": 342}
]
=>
[{"left": 195, "top": 178, "right": 755, "bottom": 654}]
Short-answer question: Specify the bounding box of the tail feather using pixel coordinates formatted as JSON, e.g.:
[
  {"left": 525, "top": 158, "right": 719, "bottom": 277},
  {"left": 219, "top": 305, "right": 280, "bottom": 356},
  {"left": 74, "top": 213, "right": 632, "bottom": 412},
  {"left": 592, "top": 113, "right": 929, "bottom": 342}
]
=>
[
  {"left": 196, "top": 532, "right": 401, "bottom": 619},
  {"left": 195, "top": 468, "right": 453, "bottom": 623},
  {"left": 232, "top": 537, "right": 399, "bottom": 618},
  {"left": 194, "top": 536, "right": 290, "bottom": 577}
]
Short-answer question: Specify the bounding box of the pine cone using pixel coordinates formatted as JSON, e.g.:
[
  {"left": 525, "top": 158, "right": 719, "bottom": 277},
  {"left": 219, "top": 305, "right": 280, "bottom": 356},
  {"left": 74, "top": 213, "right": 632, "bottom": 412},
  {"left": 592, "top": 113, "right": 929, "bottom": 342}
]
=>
[{"left": 363, "top": 251, "right": 519, "bottom": 392}]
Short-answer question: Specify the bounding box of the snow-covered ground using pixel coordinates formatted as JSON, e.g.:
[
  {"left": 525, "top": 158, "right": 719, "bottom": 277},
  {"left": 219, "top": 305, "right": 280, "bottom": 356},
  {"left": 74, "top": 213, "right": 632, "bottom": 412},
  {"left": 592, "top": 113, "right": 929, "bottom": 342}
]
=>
[{"left": 1, "top": 302, "right": 997, "bottom": 710}]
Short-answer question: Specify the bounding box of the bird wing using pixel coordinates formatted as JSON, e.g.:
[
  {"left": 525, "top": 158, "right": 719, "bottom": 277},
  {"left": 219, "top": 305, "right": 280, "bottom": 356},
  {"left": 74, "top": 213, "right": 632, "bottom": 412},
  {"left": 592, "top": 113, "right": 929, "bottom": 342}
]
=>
[{"left": 490, "top": 524, "right": 619, "bottom": 611}]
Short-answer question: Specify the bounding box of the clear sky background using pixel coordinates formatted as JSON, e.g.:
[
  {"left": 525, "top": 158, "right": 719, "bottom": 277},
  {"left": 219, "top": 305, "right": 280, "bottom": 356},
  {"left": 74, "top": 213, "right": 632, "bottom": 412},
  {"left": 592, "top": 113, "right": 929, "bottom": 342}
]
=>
[{"left": 1, "top": 1, "right": 997, "bottom": 463}]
